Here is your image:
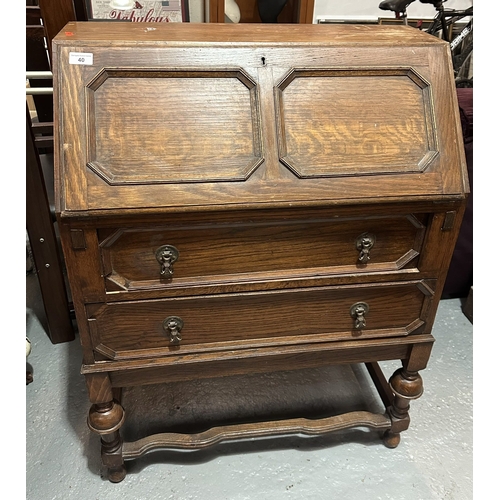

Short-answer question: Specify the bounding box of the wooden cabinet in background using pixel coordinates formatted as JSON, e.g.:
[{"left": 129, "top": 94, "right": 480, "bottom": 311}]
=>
[
  {"left": 53, "top": 22, "right": 468, "bottom": 482},
  {"left": 208, "top": 0, "right": 314, "bottom": 23}
]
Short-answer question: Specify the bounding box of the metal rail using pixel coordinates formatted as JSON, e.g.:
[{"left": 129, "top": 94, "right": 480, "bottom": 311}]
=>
[{"left": 26, "top": 71, "right": 53, "bottom": 95}]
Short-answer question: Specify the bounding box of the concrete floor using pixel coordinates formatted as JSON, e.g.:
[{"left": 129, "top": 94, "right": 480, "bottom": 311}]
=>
[{"left": 26, "top": 271, "right": 473, "bottom": 500}]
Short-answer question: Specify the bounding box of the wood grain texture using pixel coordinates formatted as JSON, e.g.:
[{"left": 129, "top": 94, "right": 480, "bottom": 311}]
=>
[
  {"left": 276, "top": 69, "right": 437, "bottom": 177},
  {"left": 53, "top": 23, "right": 468, "bottom": 478},
  {"left": 53, "top": 23, "right": 468, "bottom": 214},
  {"left": 87, "top": 280, "right": 432, "bottom": 360},
  {"left": 52, "top": 22, "right": 447, "bottom": 45},
  {"left": 85, "top": 373, "right": 113, "bottom": 404},
  {"left": 87, "top": 69, "right": 263, "bottom": 184},
  {"left": 122, "top": 410, "right": 391, "bottom": 457},
  {"left": 26, "top": 107, "right": 74, "bottom": 344},
  {"left": 57, "top": 222, "right": 105, "bottom": 364},
  {"left": 98, "top": 213, "right": 426, "bottom": 293},
  {"left": 102, "top": 336, "right": 434, "bottom": 387}
]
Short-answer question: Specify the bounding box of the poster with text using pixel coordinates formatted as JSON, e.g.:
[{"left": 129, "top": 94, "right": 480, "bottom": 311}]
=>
[{"left": 87, "top": 1, "right": 189, "bottom": 22}]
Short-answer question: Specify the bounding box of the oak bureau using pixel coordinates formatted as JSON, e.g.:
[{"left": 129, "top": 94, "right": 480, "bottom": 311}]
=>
[{"left": 53, "top": 22, "right": 468, "bottom": 482}]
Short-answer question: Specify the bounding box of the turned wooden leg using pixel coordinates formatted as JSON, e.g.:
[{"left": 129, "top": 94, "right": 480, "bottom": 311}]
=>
[
  {"left": 88, "top": 400, "right": 126, "bottom": 482},
  {"left": 383, "top": 367, "right": 423, "bottom": 448}
]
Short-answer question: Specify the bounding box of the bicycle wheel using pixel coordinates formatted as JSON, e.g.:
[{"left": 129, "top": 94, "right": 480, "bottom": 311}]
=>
[{"left": 453, "top": 31, "right": 472, "bottom": 82}]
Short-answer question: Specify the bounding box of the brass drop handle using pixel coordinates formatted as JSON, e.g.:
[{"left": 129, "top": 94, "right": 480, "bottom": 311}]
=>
[
  {"left": 155, "top": 245, "right": 179, "bottom": 277},
  {"left": 356, "top": 233, "right": 376, "bottom": 264},
  {"left": 350, "top": 302, "right": 369, "bottom": 330},
  {"left": 163, "top": 316, "right": 184, "bottom": 344}
]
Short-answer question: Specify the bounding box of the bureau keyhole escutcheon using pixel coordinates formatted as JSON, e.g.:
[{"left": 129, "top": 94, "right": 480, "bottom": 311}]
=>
[
  {"left": 163, "top": 316, "right": 184, "bottom": 344},
  {"left": 350, "top": 302, "right": 369, "bottom": 330},
  {"left": 155, "top": 245, "right": 179, "bottom": 277},
  {"left": 356, "top": 233, "right": 376, "bottom": 264}
]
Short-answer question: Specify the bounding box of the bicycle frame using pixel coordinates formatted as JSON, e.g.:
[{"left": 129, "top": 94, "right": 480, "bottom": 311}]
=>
[
  {"left": 379, "top": 1, "right": 473, "bottom": 85},
  {"left": 426, "top": 6, "right": 473, "bottom": 43}
]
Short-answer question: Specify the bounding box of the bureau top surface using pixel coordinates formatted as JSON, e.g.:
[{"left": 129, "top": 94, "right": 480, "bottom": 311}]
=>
[
  {"left": 53, "top": 22, "right": 468, "bottom": 217},
  {"left": 53, "top": 21, "right": 444, "bottom": 46}
]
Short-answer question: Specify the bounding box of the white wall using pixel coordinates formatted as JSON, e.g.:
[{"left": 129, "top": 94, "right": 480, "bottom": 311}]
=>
[
  {"left": 313, "top": 0, "right": 473, "bottom": 23},
  {"left": 188, "top": 0, "right": 205, "bottom": 22}
]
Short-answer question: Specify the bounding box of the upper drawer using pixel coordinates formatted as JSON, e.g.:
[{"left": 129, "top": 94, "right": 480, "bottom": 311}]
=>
[
  {"left": 53, "top": 23, "right": 468, "bottom": 215},
  {"left": 99, "top": 213, "right": 427, "bottom": 293}
]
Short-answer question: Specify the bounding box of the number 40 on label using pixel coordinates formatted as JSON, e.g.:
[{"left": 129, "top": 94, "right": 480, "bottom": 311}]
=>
[{"left": 69, "top": 52, "right": 94, "bottom": 65}]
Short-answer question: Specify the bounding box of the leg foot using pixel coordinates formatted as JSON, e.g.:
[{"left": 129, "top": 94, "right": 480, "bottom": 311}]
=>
[
  {"left": 108, "top": 465, "right": 127, "bottom": 483},
  {"left": 88, "top": 400, "right": 126, "bottom": 483},
  {"left": 382, "top": 430, "right": 401, "bottom": 448},
  {"left": 385, "top": 368, "right": 424, "bottom": 444}
]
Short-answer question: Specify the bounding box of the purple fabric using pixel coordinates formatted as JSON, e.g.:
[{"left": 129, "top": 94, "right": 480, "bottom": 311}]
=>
[{"left": 442, "top": 88, "right": 473, "bottom": 298}]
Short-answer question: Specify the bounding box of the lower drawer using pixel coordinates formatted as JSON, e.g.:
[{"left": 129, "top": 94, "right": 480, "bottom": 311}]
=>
[{"left": 87, "top": 280, "right": 435, "bottom": 361}]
